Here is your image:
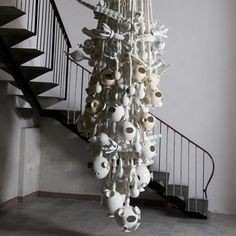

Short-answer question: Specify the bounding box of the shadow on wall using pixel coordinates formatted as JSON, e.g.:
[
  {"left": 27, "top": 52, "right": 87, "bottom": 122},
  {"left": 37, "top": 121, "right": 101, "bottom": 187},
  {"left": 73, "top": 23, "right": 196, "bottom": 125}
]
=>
[
  {"left": 0, "top": 82, "right": 15, "bottom": 202},
  {"left": 39, "top": 117, "right": 100, "bottom": 195}
]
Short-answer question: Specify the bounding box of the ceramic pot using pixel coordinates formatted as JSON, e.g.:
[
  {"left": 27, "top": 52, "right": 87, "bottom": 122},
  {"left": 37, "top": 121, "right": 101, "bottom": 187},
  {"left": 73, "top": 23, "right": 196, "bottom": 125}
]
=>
[
  {"left": 115, "top": 205, "right": 141, "bottom": 232},
  {"left": 102, "top": 70, "right": 115, "bottom": 87},
  {"left": 103, "top": 190, "right": 123, "bottom": 215},
  {"left": 136, "top": 83, "right": 145, "bottom": 99},
  {"left": 107, "top": 106, "right": 125, "bottom": 122},
  {"left": 122, "top": 93, "right": 130, "bottom": 106},
  {"left": 118, "top": 121, "right": 136, "bottom": 142},
  {"left": 142, "top": 141, "right": 156, "bottom": 161},
  {"left": 83, "top": 39, "right": 94, "bottom": 55},
  {"left": 86, "top": 99, "right": 105, "bottom": 115},
  {"left": 136, "top": 164, "right": 151, "bottom": 188},
  {"left": 126, "top": 85, "right": 136, "bottom": 96},
  {"left": 95, "top": 82, "right": 102, "bottom": 94},
  {"left": 150, "top": 90, "right": 163, "bottom": 107},
  {"left": 133, "top": 66, "right": 146, "bottom": 83},
  {"left": 93, "top": 154, "right": 110, "bottom": 179},
  {"left": 147, "top": 73, "right": 160, "bottom": 91},
  {"left": 113, "top": 70, "right": 121, "bottom": 81},
  {"left": 141, "top": 113, "right": 156, "bottom": 132}
]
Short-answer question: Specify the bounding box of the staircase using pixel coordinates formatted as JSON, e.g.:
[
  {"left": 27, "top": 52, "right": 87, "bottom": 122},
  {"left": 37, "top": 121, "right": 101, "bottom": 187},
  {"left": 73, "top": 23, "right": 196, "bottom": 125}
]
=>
[{"left": 0, "top": 0, "right": 215, "bottom": 219}]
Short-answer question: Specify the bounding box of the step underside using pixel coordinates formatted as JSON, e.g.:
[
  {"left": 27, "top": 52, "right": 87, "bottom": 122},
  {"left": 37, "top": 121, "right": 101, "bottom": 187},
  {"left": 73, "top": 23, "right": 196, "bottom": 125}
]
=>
[
  {"left": 10, "top": 81, "right": 58, "bottom": 95},
  {"left": 0, "top": 28, "right": 34, "bottom": 47},
  {"left": 0, "top": 6, "right": 25, "bottom": 27},
  {"left": 0, "top": 48, "right": 43, "bottom": 66},
  {"left": 17, "top": 95, "right": 62, "bottom": 109}
]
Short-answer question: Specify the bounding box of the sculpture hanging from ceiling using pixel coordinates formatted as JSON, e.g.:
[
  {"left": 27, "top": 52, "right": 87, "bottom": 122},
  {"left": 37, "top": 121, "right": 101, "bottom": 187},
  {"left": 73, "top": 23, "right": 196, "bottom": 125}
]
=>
[{"left": 72, "top": 0, "right": 169, "bottom": 232}]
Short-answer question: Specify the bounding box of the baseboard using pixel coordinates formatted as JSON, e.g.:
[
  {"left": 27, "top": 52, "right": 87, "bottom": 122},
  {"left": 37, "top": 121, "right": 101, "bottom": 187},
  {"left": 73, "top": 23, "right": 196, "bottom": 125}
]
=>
[
  {"left": 0, "top": 192, "right": 38, "bottom": 211},
  {"left": 0, "top": 191, "right": 164, "bottom": 212},
  {"left": 37, "top": 191, "right": 101, "bottom": 202}
]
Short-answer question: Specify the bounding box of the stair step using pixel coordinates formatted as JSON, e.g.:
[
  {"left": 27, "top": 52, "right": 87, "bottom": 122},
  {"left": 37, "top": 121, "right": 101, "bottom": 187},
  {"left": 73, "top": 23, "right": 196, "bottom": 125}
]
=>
[
  {"left": 0, "top": 28, "right": 34, "bottom": 47},
  {"left": 0, "top": 6, "right": 25, "bottom": 27},
  {"left": 0, "top": 48, "right": 43, "bottom": 65},
  {"left": 166, "top": 184, "right": 189, "bottom": 199},
  {"left": 18, "top": 95, "right": 62, "bottom": 109},
  {"left": 152, "top": 171, "right": 170, "bottom": 187},
  {"left": 10, "top": 81, "right": 58, "bottom": 95},
  {"left": 1, "top": 66, "right": 51, "bottom": 81},
  {"left": 186, "top": 198, "right": 208, "bottom": 215}
]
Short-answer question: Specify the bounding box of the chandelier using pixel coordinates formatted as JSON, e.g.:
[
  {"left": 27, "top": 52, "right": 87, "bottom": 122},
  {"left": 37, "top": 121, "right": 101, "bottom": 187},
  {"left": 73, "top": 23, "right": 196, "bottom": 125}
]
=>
[{"left": 72, "top": 0, "right": 169, "bottom": 232}]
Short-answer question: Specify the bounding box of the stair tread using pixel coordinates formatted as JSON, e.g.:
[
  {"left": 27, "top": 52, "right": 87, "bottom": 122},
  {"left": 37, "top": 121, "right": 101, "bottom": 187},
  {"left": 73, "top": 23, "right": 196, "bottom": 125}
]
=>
[
  {"left": 20, "top": 66, "right": 51, "bottom": 81},
  {"left": 1, "top": 65, "right": 51, "bottom": 81},
  {"left": 10, "top": 81, "right": 58, "bottom": 95},
  {"left": 0, "top": 28, "right": 34, "bottom": 47},
  {"left": 0, "top": 48, "right": 43, "bottom": 65},
  {"left": 18, "top": 95, "right": 62, "bottom": 109},
  {"left": 0, "top": 6, "right": 25, "bottom": 27}
]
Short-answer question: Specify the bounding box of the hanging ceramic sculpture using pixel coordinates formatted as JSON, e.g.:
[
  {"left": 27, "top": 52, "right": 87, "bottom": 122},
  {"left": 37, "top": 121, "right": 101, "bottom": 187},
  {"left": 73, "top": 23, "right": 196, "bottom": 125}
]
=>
[{"left": 74, "top": 0, "right": 169, "bottom": 232}]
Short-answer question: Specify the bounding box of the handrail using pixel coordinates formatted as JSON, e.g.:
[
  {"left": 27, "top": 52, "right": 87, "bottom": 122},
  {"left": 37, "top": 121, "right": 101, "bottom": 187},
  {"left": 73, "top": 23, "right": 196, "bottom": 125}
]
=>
[
  {"left": 150, "top": 112, "right": 215, "bottom": 199},
  {"left": 68, "top": 58, "right": 91, "bottom": 74},
  {"left": 49, "top": 0, "right": 72, "bottom": 48}
]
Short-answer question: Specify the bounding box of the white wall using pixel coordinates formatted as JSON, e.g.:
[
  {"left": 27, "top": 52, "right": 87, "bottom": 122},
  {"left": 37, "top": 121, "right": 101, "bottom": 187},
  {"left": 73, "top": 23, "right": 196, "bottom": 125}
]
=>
[
  {"left": 49, "top": 0, "right": 236, "bottom": 215},
  {"left": 0, "top": 82, "right": 40, "bottom": 203}
]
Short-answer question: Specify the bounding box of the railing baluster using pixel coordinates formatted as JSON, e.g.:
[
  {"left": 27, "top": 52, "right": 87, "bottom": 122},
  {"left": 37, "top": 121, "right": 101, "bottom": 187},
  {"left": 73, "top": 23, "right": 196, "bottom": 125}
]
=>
[
  {"left": 50, "top": 11, "right": 56, "bottom": 70},
  {"left": 27, "top": 0, "right": 31, "bottom": 30},
  {"left": 80, "top": 69, "right": 85, "bottom": 113},
  {"left": 203, "top": 151, "right": 205, "bottom": 213},
  {"left": 34, "top": 0, "right": 39, "bottom": 35},
  {"left": 39, "top": 0, "right": 45, "bottom": 51},
  {"left": 45, "top": 4, "right": 51, "bottom": 68},
  {"left": 195, "top": 146, "right": 198, "bottom": 212},
  {"left": 67, "top": 60, "right": 72, "bottom": 123},
  {"left": 73, "top": 66, "right": 79, "bottom": 124},
  {"left": 180, "top": 136, "right": 183, "bottom": 197},
  {"left": 165, "top": 126, "right": 169, "bottom": 195},
  {"left": 53, "top": 22, "right": 59, "bottom": 84},
  {"left": 64, "top": 44, "right": 70, "bottom": 100},
  {"left": 24, "top": 0, "right": 27, "bottom": 14},
  {"left": 173, "top": 131, "right": 176, "bottom": 196},
  {"left": 158, "top": 121, "right": 162, "bottom": 172},
  {"left": 30, "top": 0, "right": 35, "bottom": 32},
  {"left": 187, "top": 141, "right": 190, "bottom": 211}
]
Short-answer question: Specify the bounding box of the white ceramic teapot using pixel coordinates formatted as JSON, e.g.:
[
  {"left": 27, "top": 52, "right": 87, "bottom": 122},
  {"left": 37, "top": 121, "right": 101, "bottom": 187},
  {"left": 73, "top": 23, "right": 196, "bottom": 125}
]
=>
[
  {"left": 93, "top": 153, "right": 110, "bottom": 179},
  {"left": 141, "top": 113, "right": 156, "bottom": 132},
  {"left": 107, "top": 106, "right": 125, "bottom": 122},
  {"left": 136, "top": 163, "right": 151, "bottom": 189},
  {"left": 102, "top": 189, "right": 124, "bottom": 216},
  {"left": 118, "top": 121, "right": 136, "bottom": 142},
  {"left": 115, "top": 204, "right": 141, "bottom": 232}
]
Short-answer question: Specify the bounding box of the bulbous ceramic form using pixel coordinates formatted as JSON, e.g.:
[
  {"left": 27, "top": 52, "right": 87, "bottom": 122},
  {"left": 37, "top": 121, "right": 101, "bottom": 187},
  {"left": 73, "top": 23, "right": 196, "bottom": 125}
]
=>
[
  {"left": 142, "top": 141, "right": 156, "bottom": 161},
  {"left": 147, "top": 73, "right": 160, "bottom": 91},
  {"left": 103, "top": 190, "right": 124, "bottom": 215},
  {"left": 115, "top": 205, "right": 141, "bottom": 232},
  {"left": 118, "top": 121, "right": 136, "bottom": 142},
  {"left": 93, "top": 154, "right": 110, "bottom": 179},
  {"left": 136, "top": 165, "right": 151, "bottom": 188},
  {"left": 133, "top": 65, "right": 146, "bottom": 83},
  {"left": 141, "top": 113, "right": 156, "bottom": 132},
  {"left": 108, "top": 106, "right": 125, "bottom": 122},
  {"left": 150, "top": 91, "right": 163, "bottom": 107},
  {"left": 86, "top": 99, "right": 105, "bottom": 115}
]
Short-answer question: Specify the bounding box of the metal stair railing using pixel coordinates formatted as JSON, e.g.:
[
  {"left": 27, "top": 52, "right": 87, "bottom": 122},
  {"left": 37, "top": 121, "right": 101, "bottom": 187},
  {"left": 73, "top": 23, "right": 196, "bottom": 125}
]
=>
[{"left": 14, "top": 0, "right": 71, "bottom": 101}]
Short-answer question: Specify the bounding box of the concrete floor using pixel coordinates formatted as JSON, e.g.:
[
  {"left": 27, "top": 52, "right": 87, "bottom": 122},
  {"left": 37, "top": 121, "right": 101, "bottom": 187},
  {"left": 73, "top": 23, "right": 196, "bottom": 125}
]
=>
[{"left": 0, "top": 198, "right": 236, "bottom": 236}]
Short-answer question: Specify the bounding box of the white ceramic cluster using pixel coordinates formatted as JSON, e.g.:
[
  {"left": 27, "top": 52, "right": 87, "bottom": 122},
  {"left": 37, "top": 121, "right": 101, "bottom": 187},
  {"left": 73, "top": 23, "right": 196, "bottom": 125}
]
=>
[{"left": 75, "top": 0, "right": 169, "bottom": 232}]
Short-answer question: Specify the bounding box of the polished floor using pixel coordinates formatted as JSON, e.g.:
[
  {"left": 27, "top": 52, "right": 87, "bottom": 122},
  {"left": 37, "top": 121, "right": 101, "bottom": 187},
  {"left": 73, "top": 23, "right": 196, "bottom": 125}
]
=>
[{"left": 0, "top": 197, "right": 235, "bottom": 236}]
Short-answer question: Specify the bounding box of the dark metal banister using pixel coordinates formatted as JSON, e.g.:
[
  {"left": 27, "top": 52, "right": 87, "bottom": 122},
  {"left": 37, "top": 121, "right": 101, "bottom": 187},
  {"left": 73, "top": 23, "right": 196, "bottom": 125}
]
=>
[
  {"left": 49, "top": 0, "right": 72, "bottom": 48},
  {"left": 150, "top": 112, "right": 215, "bottom": 198},
  {"left": 68, "top": 58, "right": 91, "bottom": 74}
]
